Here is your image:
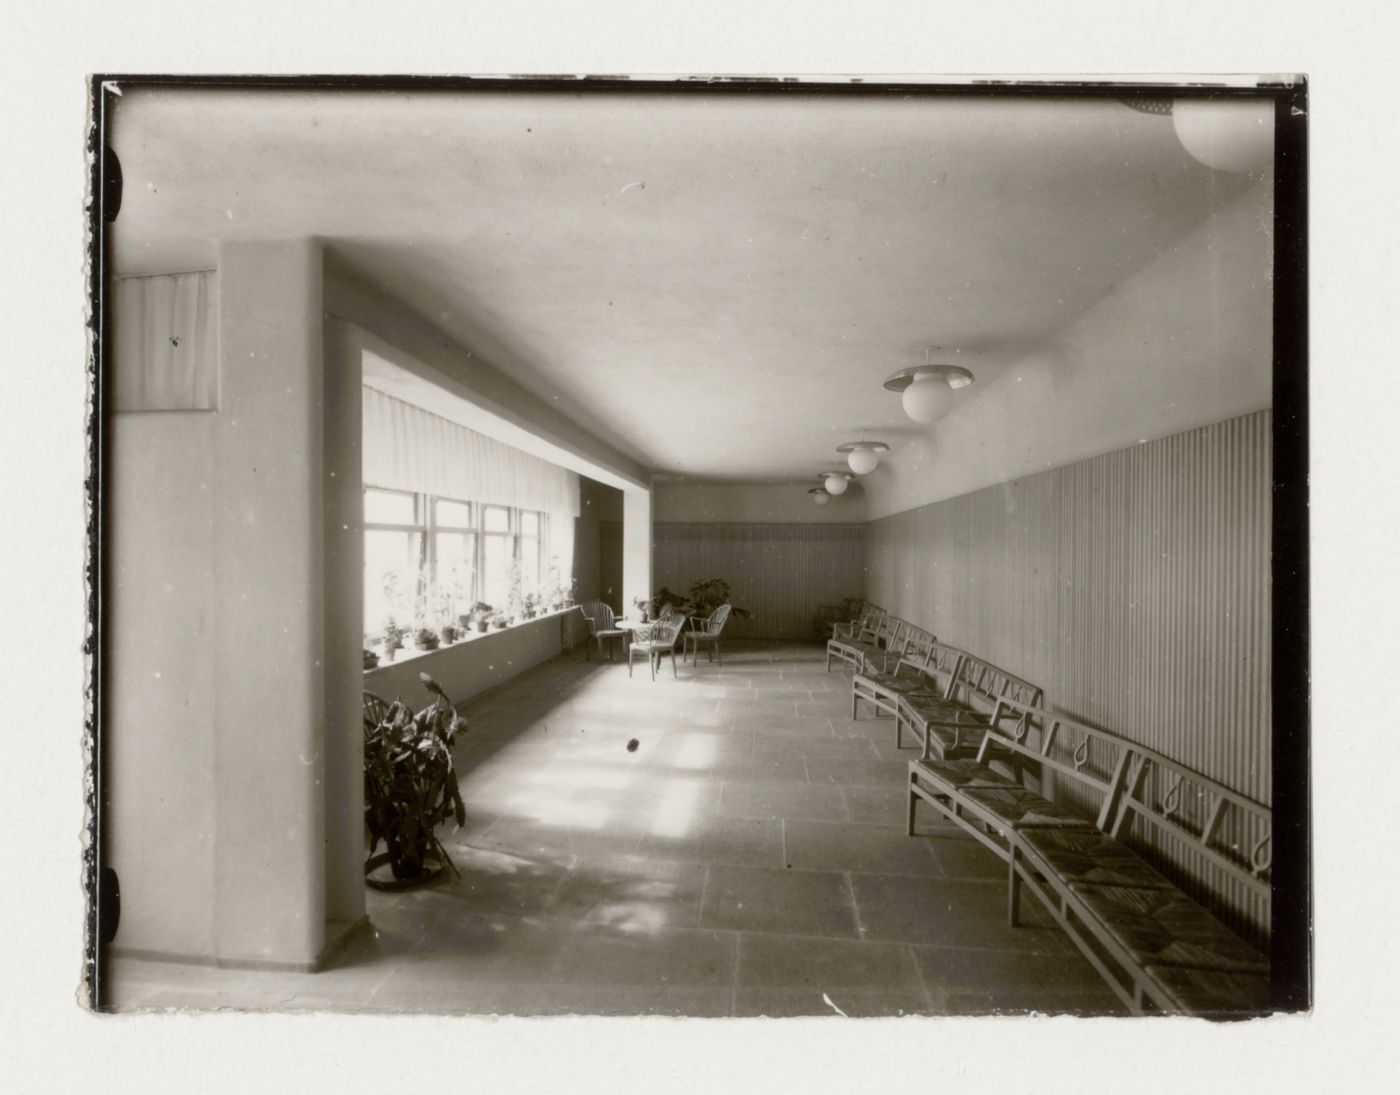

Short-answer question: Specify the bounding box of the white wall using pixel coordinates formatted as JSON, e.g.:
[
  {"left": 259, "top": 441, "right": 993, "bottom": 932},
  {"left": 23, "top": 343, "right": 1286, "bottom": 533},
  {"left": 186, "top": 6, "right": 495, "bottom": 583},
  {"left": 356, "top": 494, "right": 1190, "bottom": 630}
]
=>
[
  {"left": 108, "top": 240, "right": 359, "bottom": 969},
  {"left": 863, "top": 181, "right": 1274, "bottom": 520},
  {"left": 655, "top": 480, "right": 867, "bottom": 523},
  {"left": 108, "top": 412, "right": 218, "bottom": 958}
]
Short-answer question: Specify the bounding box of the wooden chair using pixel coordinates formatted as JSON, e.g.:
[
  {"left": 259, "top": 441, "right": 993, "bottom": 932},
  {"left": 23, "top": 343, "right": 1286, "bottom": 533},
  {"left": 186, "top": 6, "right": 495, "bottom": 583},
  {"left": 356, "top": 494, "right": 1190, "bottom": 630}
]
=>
[
  {"left": 628, "top": 614, "right": 687, "bottom": 680},
  {"left": 683, "top": 603, "right": 732, "bottom": 666},
  {"left": 363, "top": 691, "right": 392, "bottom": 737},
  {"left": 579, "top": 600, "right": 627, "bottom": 661}
]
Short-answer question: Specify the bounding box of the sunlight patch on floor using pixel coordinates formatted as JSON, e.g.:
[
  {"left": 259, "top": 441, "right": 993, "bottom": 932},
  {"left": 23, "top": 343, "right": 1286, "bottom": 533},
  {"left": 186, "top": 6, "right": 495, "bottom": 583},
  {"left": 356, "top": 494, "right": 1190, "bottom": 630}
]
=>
[{"left": 649, "top": 777, "right": 703, "bottom": 838}]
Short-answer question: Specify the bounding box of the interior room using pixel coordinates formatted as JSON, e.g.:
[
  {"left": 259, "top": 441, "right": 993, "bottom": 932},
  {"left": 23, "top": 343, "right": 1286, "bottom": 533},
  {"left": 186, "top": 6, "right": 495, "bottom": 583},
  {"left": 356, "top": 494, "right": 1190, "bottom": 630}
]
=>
[{"left": 96, "top": 79, "right": 1299, "bottom": 1018}]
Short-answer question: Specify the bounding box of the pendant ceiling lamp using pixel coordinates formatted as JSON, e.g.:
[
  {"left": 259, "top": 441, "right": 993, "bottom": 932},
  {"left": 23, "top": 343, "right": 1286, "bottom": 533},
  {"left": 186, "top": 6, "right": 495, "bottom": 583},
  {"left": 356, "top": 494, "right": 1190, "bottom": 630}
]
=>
[
  {"left": 819, "top": 471, "right": 852, "bottom": 496},
  {"left": 836, "top": 440, "right": 889, "bottom": 476},
  {"left": 1171, "top": 97, "right": 1273, "bottom": 175},
  {"left": 808, "top": 487, "right": 832, "bottom": 507},
  {"left": 884, "top": 350, "right": 975, "bottom": 425}
]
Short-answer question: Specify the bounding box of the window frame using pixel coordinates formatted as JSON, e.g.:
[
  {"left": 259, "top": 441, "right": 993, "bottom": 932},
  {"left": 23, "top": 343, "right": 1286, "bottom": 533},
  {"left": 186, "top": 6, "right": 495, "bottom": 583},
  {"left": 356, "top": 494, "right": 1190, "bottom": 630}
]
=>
[{"left": 364, "top": 485, "right": 553, "bottom": 643}]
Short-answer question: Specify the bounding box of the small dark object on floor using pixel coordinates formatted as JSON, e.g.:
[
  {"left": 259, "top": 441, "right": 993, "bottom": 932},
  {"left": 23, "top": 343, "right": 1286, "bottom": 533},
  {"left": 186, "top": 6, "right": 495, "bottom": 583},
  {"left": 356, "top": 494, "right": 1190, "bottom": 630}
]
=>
[{"left": 626, "top": 738, "right": 640, "bottom": 752}]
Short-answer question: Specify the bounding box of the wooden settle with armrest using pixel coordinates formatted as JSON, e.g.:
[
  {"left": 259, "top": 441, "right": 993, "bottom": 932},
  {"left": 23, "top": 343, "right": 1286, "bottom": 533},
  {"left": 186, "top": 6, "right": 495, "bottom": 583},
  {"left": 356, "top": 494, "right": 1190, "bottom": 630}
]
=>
[
  {"left": 907, "top": 694, "right": 1272, "bottom": 1016},
  {"left": 850, "top": 629, "right": 955, "bottom": 721},
  {"left": 894, "top": 652, "right": 1043, "bottom": 756},
  {"left": 826, "top": 609, "right": 906, "bottom": 674},
  {"left": 829, "top": 601, "right": 879, "bottom": 643}
]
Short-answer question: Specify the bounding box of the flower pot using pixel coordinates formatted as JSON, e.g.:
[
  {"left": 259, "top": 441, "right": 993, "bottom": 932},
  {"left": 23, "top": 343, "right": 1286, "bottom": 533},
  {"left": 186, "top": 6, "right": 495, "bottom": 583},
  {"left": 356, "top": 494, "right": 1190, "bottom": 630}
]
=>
[
  {"left": 364, "top": 850, "right": 447, "bottom": 891},
  {"left": 415, "top": 636, "right": 440, "bottom": 651},
  {"left": 439, "top": 625, "right": 456, "bottom": 645}
]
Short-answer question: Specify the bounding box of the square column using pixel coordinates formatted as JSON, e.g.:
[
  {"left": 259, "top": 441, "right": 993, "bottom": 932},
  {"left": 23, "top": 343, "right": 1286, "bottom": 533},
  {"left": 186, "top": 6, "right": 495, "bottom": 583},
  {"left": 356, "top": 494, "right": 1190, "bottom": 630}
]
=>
[{"left": 622, "top": 485, "right": 653, "bottom": 616}]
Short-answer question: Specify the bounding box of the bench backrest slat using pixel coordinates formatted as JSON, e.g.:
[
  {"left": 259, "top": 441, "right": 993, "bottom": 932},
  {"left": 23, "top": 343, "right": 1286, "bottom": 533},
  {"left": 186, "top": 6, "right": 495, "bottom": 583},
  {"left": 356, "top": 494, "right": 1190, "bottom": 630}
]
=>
[
  {"left": 892, "top": 625, "right": 937, "bottom": 661},
  {"left": 894, "top": 637, "right": 959, "bottom": 687},
  {"left": 977, "top": 700, "right": 1132, "bottom": 818},
  {"left": 950, "top": 654, "right": 1044, "bottom": 712},
  {"left": 984, "top": 696, "right": 1272, "bottom": 905}
]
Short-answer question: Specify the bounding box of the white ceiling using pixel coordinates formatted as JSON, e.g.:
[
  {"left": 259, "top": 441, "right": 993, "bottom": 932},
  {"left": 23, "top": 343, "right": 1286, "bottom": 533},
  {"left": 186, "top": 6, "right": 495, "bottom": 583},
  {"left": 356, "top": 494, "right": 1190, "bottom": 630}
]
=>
[{"left": 111, "top": 87, "right": 1262, "bottom": 481}]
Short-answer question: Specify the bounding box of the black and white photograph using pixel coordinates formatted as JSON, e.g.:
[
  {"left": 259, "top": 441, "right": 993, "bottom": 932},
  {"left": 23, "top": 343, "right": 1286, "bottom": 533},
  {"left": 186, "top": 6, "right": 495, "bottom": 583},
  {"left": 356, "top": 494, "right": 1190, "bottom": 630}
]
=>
[
  {"left": 8, "top": 2, "right": 1400, "bottom": 1090},
  {"left": 88, "top": 76, "right": 1303, "bottom": 1019}
]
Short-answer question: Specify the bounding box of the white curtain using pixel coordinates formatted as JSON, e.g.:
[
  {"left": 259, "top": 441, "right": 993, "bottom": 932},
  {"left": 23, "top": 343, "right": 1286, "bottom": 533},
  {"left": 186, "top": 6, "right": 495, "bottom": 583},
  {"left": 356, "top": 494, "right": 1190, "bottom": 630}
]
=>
[
  {"left": 114, "top": 271, "right": 218, "bottom": 412},
  {"left": 364, "top": 386, "right": 581, "bottom": 572}
]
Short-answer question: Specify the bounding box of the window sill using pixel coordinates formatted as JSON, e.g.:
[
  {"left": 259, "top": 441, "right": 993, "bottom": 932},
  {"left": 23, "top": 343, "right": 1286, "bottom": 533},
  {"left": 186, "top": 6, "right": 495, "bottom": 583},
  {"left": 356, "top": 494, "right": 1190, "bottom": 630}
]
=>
[{"left": 363, "top": 606, "right": 583, "bottom": 676}]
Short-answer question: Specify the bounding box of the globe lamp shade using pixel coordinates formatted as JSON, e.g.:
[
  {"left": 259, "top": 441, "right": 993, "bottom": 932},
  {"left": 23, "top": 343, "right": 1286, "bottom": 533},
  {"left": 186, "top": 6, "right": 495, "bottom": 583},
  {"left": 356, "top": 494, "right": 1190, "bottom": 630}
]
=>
[
  {"left": 847, "top": 447, "right": 879, "bottom": 475},
  {"left": 812, "top": 489, "right": 832, "bottom": 506},
  {"left": 902, "top": 372, "right": 954, "bottom": 424},
  {"left": 824, "top": 474, "right": 849, "bottom": 495},
  {"left": 1172, "top": 98, "right": 1273, "bottom": 174}
]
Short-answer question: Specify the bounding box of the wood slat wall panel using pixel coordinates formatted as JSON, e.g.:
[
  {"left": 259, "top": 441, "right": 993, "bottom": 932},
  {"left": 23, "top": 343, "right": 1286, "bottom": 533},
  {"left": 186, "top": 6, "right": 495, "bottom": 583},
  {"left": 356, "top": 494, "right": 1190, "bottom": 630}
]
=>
[
  {"left": 654, "top": 523, "right": 866, "bottom": 641},
  {"left": 867, "top": 412, "right": 1272, "bottom": 937}
]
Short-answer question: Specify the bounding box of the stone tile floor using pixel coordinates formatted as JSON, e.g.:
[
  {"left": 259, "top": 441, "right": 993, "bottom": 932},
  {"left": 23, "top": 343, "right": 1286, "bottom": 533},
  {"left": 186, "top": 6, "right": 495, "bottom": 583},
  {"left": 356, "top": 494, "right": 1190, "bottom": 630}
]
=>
[{"left": 108, "top": 641, "right": 1125, "bottom": 1017}]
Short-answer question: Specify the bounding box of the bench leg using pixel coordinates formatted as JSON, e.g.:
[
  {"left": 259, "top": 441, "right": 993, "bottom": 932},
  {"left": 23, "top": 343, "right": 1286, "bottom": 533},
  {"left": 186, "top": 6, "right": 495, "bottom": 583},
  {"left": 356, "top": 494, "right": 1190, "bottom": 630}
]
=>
[
  {"left": 852, "top": 690, "right": 860, "bottom": 720},
  {"left": 906, "top": 776, "right": 918, "bottom": 836}
]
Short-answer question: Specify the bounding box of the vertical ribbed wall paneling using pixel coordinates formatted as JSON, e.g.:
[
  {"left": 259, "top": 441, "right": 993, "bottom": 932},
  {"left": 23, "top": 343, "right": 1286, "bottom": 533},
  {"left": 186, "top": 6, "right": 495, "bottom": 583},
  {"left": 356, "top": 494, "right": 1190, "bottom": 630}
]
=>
[
  {"left": 654, "top": 523, "right": 866, "bottom": 641},
  {"left": 867, "top": 412, "right": 1272, "bottom": 938}
]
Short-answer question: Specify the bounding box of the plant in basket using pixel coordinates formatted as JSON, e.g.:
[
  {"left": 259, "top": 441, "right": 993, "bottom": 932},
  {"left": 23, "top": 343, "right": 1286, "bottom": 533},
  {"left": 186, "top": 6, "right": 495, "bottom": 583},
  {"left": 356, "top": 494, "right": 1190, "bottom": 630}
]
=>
[{"left": 363, "top": 674, "right": 468, "bottom": 888}]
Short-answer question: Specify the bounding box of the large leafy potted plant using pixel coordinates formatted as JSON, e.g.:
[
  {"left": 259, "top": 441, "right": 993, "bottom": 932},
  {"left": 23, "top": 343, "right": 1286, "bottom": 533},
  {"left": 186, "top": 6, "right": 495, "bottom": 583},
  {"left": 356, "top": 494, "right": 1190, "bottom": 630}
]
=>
[
  {"left": 654, "top": 579, "right": 752, "bottom": 621},
  {"left": 363, "top": 673, "right": 468, "bottom": 889}
]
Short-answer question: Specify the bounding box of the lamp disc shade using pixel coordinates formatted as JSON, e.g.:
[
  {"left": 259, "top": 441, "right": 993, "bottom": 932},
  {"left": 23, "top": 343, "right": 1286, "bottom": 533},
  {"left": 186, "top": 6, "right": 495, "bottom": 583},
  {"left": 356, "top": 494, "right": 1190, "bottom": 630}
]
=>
[
  {"left": 1172, "top": 98, "right": 1273, "bottom": 174},
  {"left": 847, "top": 447, "right": 879, "bottom": 475},
  {"left": 902, "top": 373, "right": 954, "bottom": 424},
  {"left": 824, "top": 474, "right": 849, "bottom": 495},
  {"left": 812, "top": 490, "right": 832, "bottom": 506}
]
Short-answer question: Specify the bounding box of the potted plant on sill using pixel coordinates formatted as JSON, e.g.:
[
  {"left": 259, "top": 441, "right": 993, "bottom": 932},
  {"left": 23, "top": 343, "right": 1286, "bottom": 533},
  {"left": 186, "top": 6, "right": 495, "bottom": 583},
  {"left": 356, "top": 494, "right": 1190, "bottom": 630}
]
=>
[
  {"left": 466, "top": 602, "right": 492, "bottom": 634},
  {"left": 380, "top": 616, "right": 405, "bottom": 662},
  {"left": 363, "top": 646, "right": 380, "bottom": 670},
  {"left": 489, "top": 612, "right": 508, "bottom": 631},
  {"left": 522, "top": 591, "right": 540, "bottom": 620},
  {"left": 414, "top": 626, "right": 440, "bottom": 651},
  {"left": 363, "top": 673, "right": 467, "bottom": 889}
]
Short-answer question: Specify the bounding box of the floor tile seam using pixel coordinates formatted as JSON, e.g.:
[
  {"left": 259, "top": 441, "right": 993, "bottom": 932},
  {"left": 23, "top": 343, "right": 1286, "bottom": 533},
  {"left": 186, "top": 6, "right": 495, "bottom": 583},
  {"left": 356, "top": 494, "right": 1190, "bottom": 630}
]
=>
[
  {"left": 901, "top": 940, "right": 935, "bottom": 1013},
  {"left": 842, "top": 872, "right": 867, "bottom": 940},
  {"left": 691, "top": 922, "right": 931, "bottom": 951},
  {"left": 771, "top": 860, "right": 948, "bottom": 880}
]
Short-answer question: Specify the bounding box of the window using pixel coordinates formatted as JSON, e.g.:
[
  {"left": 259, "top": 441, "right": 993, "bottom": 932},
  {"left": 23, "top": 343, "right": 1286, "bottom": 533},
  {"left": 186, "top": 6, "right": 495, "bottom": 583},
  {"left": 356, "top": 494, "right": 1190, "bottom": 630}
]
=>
[
  {"left": 364, "top": 487, "right": 423, "bottom": 633},
  {"left": 364, "top": 487, "right": 552, "bottom": 638},
  {"left": 432, "top": 498, "right": 476, "bottom": 618}
]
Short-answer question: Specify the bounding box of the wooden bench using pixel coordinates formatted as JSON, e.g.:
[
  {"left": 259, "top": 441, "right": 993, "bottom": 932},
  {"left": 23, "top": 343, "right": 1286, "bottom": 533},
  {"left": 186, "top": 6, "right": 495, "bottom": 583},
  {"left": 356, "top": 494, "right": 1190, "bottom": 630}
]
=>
[
  {"left": 894, "top": 652, "right": 1043, "bottom": 756},
  {"left": 826, "top": 609, "right": 904, "bottom": 673},
  {"left": 829, "top": 602, "right": 881, "bottom": 643},
  {"left": 850, "top": 630, "right": 956, "bottom": 721},
  {"left": 907, "top": 695, "right": 1271, "bottom": 1016}
]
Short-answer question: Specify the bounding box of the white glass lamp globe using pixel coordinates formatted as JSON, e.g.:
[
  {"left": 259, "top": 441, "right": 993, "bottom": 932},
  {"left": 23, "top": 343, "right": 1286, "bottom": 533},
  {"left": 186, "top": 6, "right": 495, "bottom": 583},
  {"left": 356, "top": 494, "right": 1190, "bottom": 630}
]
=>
[
  {"left": 812, "top": 489, "right": 832, "bottom": 506},
  {"left": 902, "top": 373, "right": 953, "bottom": 424},
  {"left": 1172, "top": 98, "right": 1273, "bottom": 174},
  {"left": 824, "top": 474, "right": 849, "bottom": 495},
  {"left": 847, "top": 447, "right": 880, "bottom": 475}
]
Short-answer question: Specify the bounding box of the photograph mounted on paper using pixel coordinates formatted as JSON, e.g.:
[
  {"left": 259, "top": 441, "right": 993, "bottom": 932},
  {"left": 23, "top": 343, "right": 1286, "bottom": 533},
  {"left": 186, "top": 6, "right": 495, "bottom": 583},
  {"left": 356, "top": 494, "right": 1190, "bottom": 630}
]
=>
[{"left": 85, "top": 74, "right": 1309, "bottom": 1018}]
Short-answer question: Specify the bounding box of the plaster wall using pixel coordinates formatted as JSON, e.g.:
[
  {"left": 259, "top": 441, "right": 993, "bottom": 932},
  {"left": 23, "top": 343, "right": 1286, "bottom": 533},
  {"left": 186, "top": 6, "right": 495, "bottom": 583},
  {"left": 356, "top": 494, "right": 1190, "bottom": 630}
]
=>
[
  {"left": 210, "top": 240, "right": 328, "bottom": 966},
  {"left": 107, "top": 411, "right": 218, "bottom": 958},
  {"left": 862, "top": 182, "right": 1274, "bottom": 520},
  {"left": 107, "top": 240, "right": 345, "bottom": 968},
  {"left": 654, "top": 480, "right": 867, "bottom": 524}
]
